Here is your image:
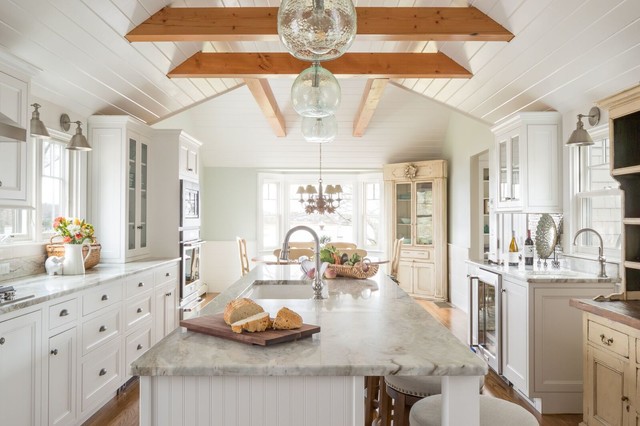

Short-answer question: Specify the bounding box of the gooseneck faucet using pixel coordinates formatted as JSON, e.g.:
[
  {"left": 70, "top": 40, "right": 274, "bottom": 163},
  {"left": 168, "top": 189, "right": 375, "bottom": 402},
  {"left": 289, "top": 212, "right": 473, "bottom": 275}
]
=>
[
  {"left": 281, "top": 225, "right": 325, "bottom": 299},
  {"left": 573, "top": 228, "right": 608, "bottom": 278}
]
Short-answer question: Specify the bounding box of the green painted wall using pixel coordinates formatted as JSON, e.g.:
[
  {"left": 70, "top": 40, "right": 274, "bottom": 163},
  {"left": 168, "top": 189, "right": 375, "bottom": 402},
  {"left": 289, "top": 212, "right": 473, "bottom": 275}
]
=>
[{"left": 202, "top": 167, "right": 259, "bottom": 241}]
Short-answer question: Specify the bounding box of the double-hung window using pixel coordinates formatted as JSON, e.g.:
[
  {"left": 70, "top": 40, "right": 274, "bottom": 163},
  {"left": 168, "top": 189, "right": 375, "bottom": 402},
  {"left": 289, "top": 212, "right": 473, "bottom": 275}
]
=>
[{"left": 40, "top": 137, "right": 69, "bottom": 240}]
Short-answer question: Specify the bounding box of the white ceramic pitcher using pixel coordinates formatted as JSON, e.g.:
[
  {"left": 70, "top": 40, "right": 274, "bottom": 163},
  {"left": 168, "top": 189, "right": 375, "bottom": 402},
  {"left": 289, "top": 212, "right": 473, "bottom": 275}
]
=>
[{"left": 62, "top": 241, "right": 92, "bottom": 275}]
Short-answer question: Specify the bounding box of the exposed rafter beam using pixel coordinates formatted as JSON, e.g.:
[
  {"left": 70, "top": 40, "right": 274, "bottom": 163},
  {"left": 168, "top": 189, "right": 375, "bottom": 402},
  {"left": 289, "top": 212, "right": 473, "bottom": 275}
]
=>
[
  {"left": 244, "top": 79, "right": 286, "bottom": 137},
  {"left": 353, "top": 79, "right": 389, "bottom": 137},
  {"left": 126, "top": 7, "right": 513, "bottom": 42},
  {"left": 168, "top": 52, "right": 471, "bottom": 79}
]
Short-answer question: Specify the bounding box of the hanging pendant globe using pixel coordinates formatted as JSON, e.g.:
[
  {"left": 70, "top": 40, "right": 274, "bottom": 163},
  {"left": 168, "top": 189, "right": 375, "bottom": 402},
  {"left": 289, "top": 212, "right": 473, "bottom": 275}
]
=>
[
  {"left": 277, "top": 0, "right": 357, "bottom": 61},
  {"left": 292, "top": 63, "right": 341, "bottom": 118},
  {"left": 302, "top": 115, "right": 338, "bottom": 143}
]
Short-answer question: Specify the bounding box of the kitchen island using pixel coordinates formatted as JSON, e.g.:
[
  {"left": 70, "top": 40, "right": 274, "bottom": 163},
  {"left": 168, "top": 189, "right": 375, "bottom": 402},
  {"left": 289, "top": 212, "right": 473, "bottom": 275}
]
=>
[{"left": 131, "top": 265, "right": 487, "bottom": 426}]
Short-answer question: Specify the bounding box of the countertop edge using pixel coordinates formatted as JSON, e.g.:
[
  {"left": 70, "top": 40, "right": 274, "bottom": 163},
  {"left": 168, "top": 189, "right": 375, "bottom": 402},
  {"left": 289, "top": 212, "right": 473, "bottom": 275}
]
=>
[{"left": 570, "top": 298, "right": 640, "bottom": 330}]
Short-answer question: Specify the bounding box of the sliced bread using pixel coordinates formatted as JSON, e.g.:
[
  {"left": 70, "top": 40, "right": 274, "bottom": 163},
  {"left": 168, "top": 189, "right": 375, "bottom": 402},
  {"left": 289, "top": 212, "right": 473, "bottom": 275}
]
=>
[
  {"left": 231, "top": 311, "right": 271, "bottom": 333},
  {"left": 272, "top": 307, "right": 303, "bottom": 330},
  {"left": 223, "top": 298, "right": 264, "bottom": 325}
]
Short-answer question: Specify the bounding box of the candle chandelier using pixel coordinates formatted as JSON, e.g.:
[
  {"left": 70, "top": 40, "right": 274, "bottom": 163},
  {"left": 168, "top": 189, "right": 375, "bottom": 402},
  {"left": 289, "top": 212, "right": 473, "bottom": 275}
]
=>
[{"left": 296, "top": 144, "right": 343, "bottom": 215}]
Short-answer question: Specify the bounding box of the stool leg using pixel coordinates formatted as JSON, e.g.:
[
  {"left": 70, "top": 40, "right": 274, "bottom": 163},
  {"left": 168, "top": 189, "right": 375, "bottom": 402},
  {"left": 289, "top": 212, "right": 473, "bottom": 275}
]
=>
[
  {"left": 365, "top": 376, "right": 376, "bottom": 426},
  {"left": 394, "top": 391, "right": 409, "bottom": 426},
  {"left": 379, "top": 380, "right": 392, "bottom": 426}
]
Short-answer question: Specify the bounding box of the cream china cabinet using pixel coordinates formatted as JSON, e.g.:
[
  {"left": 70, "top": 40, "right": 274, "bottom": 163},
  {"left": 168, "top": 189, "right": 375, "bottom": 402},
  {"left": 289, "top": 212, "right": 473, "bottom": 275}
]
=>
[
  {"left": 384, "top": 160, "right": 447, "bottom": 300},
  {"left": 491, "top": 112, "right": 562, "bottom": 213}
]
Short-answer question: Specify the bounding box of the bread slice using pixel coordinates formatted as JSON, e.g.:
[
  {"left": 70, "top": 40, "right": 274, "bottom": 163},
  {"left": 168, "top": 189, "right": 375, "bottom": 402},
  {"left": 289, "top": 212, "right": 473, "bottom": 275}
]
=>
[
  {"left": 272, "top": 307, "right": 303, "bottom": 330},
  {"left": 223, "top": 298, "right": 264, "bottom": 325},
  {"left": 231, "top": 311, "right": 271, "bottom": 333}
]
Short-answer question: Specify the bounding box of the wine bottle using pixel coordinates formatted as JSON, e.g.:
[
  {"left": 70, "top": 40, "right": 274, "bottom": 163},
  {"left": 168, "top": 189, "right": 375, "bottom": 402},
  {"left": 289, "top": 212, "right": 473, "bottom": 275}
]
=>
[
  {"left": 508, "top": 230, "right": 519, "bottom": 266},
  {"left": 524, "top": 229, "right": 534, "bottom": 266}
]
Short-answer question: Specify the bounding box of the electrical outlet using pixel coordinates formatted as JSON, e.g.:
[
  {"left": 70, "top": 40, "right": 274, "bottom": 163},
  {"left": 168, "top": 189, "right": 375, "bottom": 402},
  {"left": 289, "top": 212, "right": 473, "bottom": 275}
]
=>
[{"left": 0, "top": 263, "right": 10, "bottom": 275}]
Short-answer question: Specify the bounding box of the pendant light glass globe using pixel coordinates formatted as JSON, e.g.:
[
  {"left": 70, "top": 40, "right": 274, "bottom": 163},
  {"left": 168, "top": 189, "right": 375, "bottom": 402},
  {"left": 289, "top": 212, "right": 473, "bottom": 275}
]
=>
[
  {"left": 278, "top": 0, "right": 357, "bottom": 61},
  {"left": 292, "top": 63, "right": 341, "bottom": 118},
  {"left": 302, "top": 115, "right": 338, "bottom": 143}
]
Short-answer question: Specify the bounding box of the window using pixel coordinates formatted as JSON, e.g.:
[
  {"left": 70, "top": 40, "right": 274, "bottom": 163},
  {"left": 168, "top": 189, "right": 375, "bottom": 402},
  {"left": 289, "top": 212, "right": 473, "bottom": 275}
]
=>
[
  {"left": 41, "top": 138, "right": 68, "bottom": 239},
  {"left": 261, "top": 180, "right": 280, "bottom": 250},
  {"left": 573, "top": 127, "right": 621, "bottom": 257},
  {"left": 363, "top": 181, "right": 381, "bottom": 250}
]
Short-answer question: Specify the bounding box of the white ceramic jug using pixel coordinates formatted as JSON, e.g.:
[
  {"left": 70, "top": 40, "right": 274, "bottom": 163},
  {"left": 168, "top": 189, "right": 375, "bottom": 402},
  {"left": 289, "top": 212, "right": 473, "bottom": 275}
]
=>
[{"left": 62, "top": 241, "right": 92, "bottom": 275}]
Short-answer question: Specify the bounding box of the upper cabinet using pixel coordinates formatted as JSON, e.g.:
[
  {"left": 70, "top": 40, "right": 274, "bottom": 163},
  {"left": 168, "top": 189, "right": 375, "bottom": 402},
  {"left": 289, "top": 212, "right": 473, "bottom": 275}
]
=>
[
  {"left": 178, "top": 134, "right": 201, "bottom": 182},
  {"left": 0, "top": 70, "right": 32, "bottom": 207},
  {"left": 491, "top": 112, "right": 562, "bottom": 213}
]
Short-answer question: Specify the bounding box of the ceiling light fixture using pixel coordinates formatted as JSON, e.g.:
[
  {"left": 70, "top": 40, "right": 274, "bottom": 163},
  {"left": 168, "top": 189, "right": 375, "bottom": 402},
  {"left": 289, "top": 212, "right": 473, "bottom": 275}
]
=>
[
  {"left": 302, "top": 115, "right": 338, "bottom": 143},
  {"left": 30, "top": 103, "right": 50, "bottom": 139},
  {"left": 296, "top": 144, "right": 343, "bottom": 215},
  {"left": 291, "top": 62, "right": 341, "bottom": 118},
  {"left": 60, "top": 114, "right": 92, "bottom": 151},
  {"left": 566, "top": 107, "right": 601, "bottom": 147}
]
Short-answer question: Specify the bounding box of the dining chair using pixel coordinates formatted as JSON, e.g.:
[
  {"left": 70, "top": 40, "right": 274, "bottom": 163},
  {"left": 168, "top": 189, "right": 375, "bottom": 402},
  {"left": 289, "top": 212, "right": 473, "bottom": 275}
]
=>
[
  {"left": 236, "top": 237, "right": 250, "bottom": 276},
  {"left": 287, "top": 241, "right": 315, "bottom": 250},
  {"left": 273, "top": 248, "right": 315, "bottom": 262},
  {"left": 390, "top": 238, "right": 403, "bottom": 283},
  {"left": 326, "top": 242, "right": 357, "bottom": 250}
]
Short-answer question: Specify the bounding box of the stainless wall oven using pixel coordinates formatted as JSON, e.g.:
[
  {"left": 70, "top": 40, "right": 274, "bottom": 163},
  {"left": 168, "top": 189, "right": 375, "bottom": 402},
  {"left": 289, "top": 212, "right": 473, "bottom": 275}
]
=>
[
  {"left": 469, "top": 268, "right": 502, "bottom": 373},
  {"left": 180, "top": 179, "right": 200, "bottom": 229},
  {"left": 180, "top": 228, "right": 206, "bottom": 319}
]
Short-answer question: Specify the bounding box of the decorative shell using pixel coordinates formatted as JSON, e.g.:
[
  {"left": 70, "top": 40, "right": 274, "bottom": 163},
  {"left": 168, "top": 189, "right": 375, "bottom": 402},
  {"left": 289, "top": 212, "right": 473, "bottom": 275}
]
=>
[
  {"left": 535, "top": 214, "right": 558, "bottom": 260},
  {"left": 404, "top": 164, "right": 418, "bottom": 179}
]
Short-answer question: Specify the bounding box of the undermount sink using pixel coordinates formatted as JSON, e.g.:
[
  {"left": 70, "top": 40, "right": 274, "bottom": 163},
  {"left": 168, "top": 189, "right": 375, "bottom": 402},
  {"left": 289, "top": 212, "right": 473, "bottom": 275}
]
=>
[
  {"left": 240, "top": 280, "right": 315, "bottom": 299},
  {"left": 526, "top": 270, "right": 578, "bottom": 277}
]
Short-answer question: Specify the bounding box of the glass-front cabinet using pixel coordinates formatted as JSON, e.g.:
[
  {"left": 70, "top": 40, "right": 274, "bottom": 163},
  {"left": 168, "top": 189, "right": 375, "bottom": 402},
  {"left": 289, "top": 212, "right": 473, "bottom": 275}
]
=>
[
  {"left": 497, "top": 131, "right": 521, "bottom": 209},
  {"left": 127, "top": 137, "right": 148, "bottom": 254},
  {"left": 394, "top": 182, "right": 433, "bottom": 247}
]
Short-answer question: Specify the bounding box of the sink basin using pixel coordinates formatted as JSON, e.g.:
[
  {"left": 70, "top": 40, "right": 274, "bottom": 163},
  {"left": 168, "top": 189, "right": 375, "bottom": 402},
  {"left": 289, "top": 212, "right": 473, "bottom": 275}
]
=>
[
  {"left": 526, "top": 270, "right": 578, "bottom": 277},
  {"left": 240, "top": 280, "right": 314, "bottom": 299}
]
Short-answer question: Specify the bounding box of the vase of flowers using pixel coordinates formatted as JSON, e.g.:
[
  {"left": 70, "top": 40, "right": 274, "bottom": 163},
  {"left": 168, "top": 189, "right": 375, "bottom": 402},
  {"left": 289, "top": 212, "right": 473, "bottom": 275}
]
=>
[{"left": 51, "top": 217, "right": 96, "bottom": 275}]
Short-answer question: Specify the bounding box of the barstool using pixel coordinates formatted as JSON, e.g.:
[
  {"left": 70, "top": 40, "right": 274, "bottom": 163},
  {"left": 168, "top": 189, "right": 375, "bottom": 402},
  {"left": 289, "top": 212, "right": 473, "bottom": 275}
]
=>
[{"left": 409, "top": 394, "right": 539, "bottom": 426}]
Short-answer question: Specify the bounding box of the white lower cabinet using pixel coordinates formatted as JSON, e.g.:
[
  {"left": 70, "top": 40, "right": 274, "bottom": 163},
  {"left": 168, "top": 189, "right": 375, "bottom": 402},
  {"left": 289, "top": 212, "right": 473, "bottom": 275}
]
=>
[
  {"left": 397, "top": 260, "right": 437, "bottom": 298},
  {"left": 80, "top": 337, "right": 122, "bottom": 414},
  {"left": 501, "top": 278, "right": 528, "bottom": 391},
  {"left": 125, "top": 322, "right": 153, "bottom": 379},
  {"left": 48, "top": 327, "right": 77, "bottom": 426},
  {"left": 0, "top": 310, "right": 42, "bottom": 426},
  {"left": 155, "top": 280, "right": 179, "bottom": 341}
]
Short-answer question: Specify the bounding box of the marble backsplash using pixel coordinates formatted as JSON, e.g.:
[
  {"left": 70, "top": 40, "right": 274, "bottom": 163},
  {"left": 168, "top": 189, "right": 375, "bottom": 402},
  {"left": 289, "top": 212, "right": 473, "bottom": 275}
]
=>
[{"left": 0, "top": 244, "right": 47, "bottom": 283}]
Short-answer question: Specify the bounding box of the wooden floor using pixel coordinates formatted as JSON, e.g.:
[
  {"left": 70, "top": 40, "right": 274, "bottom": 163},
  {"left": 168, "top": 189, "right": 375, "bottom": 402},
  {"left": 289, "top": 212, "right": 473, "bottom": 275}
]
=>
[{"left": 84, "top": 297, "right": 582, "bottom": 426}]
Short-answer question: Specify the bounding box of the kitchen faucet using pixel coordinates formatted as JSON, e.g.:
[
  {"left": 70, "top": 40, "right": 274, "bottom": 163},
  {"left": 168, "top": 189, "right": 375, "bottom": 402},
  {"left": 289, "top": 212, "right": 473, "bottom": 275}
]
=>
[
  {"left": 573, "top": 228, "right": 608, "bottom": 278},
  {"left": 281, "top": 225, "right": 325, "bottom": 299}
]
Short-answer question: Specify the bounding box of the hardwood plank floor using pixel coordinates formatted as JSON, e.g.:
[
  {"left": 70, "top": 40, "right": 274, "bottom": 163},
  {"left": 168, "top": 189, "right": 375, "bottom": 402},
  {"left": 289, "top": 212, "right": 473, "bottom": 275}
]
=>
[{"left": 85, "top": 296, "right": 582, "bottom": 426}]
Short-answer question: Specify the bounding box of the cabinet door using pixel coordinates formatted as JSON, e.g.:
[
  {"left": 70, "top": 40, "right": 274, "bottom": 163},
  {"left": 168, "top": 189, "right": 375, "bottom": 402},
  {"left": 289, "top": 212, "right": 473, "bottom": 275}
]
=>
[
  {"left": 525, "top": 124, "right": 560, "bottom": 211},
  {"left": 395, "top": 183, "right": 412, "bottom": 245},
  {"left": 496, "top": 131, "right": 522, "bottom": 210},
  {"left": 48, "top": 327, "right": 77, "bottom": 426},
  {"left": 413, "top": 262, "right": 435, "bottom": 297},
  {"left": 164, "top": 282, "right": 179, "bottom": 335},
  {"left": 0, "top": 311, "right": 42, "bottom": 426},
  {"left": 585, "top": 345, "right": 629, "bottom": 426},
  {"left": 396, "top": 260, "right": 413, "bottom": 294},
  {"left": 414, "top": 181, "right": 433, "bottom": 247},
  {"left": 126, "top": 135, "right": 149, "bottom": 258},
  {"left": 501, "top": 279, "right": 528, "bottom": 392}
]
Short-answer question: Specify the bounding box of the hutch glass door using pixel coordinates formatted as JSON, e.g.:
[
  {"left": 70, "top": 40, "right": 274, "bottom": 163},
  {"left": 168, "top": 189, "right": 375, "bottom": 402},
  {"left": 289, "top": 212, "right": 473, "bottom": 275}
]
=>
[
  {"left": 395, "top": 183, "right": 412, "bottom": 245},
  {"left": 415, "top": 182, "right": 433, "bottom": 246}
]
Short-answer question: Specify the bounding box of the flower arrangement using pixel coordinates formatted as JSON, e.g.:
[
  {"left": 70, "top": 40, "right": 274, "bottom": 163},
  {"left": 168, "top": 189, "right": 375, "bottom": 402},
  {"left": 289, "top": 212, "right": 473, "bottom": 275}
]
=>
[{"left": 53, "top": 217, "right": 95, "bottom": 244}]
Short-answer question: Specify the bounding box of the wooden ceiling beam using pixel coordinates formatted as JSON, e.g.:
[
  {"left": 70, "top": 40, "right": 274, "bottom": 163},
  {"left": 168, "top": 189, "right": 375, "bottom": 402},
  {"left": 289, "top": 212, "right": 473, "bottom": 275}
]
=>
[
  {"left": 353, "top": 79, "right": 389, "bottom": 137},
  {"left": 244, "top": 79, "right": 286, "bottom": 137},
  {"left": 126, "top": 7, "right": 513, "bottom": 42},
  {"left": 168, "top": 52, "right": 471, "bottom": 79}
]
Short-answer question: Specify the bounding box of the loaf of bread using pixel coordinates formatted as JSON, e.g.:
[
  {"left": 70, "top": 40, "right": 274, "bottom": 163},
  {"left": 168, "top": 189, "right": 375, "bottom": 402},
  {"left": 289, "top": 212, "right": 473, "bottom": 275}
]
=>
[
  {"left": 223, "top": 298, "right": 264, "bottom": 325},
  {"left": 231, "top": 311, "right": 271, "bottom": 333},
  {"left": 272, "top": 307, "right": 303, "bottom": 330}
]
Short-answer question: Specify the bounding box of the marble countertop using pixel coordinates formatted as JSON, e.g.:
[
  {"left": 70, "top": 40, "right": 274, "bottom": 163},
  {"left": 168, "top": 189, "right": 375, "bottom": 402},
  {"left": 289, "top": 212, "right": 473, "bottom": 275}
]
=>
[
  {"left": 466, "top": 259, "right": 620, "bottom": 284},
  {"left": 131, "top": 264, "right": 487, "bottom": 378},
  {"left": 0, "top": 258, "right": 180, "bottom": 315},
  {"left": 570, "top": 298, "right": 640, "bottom": 330}
]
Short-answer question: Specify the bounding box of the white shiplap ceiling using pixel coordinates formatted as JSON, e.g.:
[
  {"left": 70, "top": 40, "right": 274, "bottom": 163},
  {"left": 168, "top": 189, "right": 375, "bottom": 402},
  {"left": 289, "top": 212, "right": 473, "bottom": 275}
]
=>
[{"left": 1, "top": 0, "right": 639, "bottom": 167}]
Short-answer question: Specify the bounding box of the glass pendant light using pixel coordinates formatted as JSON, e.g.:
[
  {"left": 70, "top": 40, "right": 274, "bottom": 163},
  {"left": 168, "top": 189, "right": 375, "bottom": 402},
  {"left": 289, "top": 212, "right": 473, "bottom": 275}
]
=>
[
  {"left": 278, "top": 0, "right": 357, "bottom": 62},
  {"left": 302, "top": 115, "right": 338, "bottom": 143},
  {"left": 292, "top": 63, "right": 341, "bottom": 118}
]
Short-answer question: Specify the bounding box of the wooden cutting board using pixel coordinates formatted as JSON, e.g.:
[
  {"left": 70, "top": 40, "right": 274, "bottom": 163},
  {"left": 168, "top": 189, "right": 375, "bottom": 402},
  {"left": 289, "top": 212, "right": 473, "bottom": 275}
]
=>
[{"left": 180, "top": 313, "right": 320, "bottom": 346}]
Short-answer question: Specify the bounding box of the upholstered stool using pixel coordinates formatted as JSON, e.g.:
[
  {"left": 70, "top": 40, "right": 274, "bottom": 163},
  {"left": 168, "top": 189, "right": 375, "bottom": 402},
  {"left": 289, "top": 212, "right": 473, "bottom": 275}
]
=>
[
  {"left": 381, "top": 376, "right": 485, "bottom": 426},
  {"left": 409, "top": 394, "right": 539, "bottom": 426}
]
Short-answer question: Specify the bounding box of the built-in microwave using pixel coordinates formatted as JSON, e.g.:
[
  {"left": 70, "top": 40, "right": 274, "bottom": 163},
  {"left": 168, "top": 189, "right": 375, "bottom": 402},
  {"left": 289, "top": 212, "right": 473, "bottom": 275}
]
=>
[{"left": 180, "top": 179, "right": 200, "bottom": 229}]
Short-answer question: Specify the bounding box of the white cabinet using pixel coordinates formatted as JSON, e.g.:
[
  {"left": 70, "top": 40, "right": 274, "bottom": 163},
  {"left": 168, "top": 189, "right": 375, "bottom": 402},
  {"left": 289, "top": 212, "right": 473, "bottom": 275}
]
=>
[
  {"left": 501, "top": 278, "right": 528, "bottom": 391},
  {"left": 88, "top": 116, "right": 152, "bottom": 262},
  {"left": 0, "top": 310, "right": 42, "bottom": 426},
  {"left": 0, "top": 70, "right": 31, "bottom": 206},
  {"left": 154, "top": 280, "right": 179, "bottom": 342},
  {"left": 178, "top": 135, "right": 201, "bottom": 181},
  {"left": 491, "top": 112, "right": 562, "bottom": 213},
  {"left": 48, "top": 327, "right": 77, "bottom": 426}
]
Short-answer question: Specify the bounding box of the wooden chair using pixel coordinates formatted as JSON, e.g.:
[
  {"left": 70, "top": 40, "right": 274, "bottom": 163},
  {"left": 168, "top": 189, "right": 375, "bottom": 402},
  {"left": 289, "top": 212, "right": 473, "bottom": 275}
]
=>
[
  {"left": 273, "top": 248, "right": 315, "bottom": 262},
  {"left": 236, "top": 237, "right": 250, "bottom": 276},
  {"left": 390, "top": 238, "right": 403, "bottom": 283},
  {"left": 326, "top": 242, "right": 357, "bottom": 250}
]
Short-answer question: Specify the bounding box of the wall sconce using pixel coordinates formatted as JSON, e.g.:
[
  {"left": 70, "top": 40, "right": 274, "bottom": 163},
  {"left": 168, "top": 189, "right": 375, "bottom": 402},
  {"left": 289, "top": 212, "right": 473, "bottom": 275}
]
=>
[
  {"left": 566, "top": 107, "right": 601, "bottom": 147},
  {"left": 30, "top": 104, "right": 50, "bottom": 139},
  {"left": 60, "top": 114, "right": 91, "bottom": 151}
]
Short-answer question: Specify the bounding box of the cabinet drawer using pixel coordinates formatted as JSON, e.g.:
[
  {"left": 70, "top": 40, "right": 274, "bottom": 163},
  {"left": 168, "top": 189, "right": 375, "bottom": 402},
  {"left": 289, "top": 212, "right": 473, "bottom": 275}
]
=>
[
  {"left": 80, "top": 339, "right": 121, "bottom": 413},
  {"left": 588, "top": 320, "right": 629, "bottom": 358},
  {"left": 401, "top": 248, "right": 433, "bottom": 261},
  {"left": 83, "top": 280, "right": 123, "bottom": 316},
  {"left": 125, "top": 325, "right": 152, "bottom": 374},
  {"left": 125, "top": 272, "right": 153, "bottom": 298},
  {"left": 154, "top": 264, "right": 179, "bottom": 286},
  {"left": 124, "top": 294, "right": 152, "bottom": 331},
  {"left": 49, "top": 298, "right": 78, "bottom": 330},
  {"left": 82, "top": 308, "right": 121, "bottom": 355}
]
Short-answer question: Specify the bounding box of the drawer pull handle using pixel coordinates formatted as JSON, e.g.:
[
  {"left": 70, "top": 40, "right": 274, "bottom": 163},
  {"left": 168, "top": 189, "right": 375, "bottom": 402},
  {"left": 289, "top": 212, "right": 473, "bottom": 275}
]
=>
[
  {"left": 166, "top": 292, "right": 172, "bottom": 297},
  {"left": 600, "top": 334, "right": 614, "bottom": 346},
  {"left": 101, "top": 294, "right": 109, "bottom": 301},
  {"left": 59, "top": 309, "right": 69, "bottom": 317},
  {"left": 99, "top": 368, "right": 107, "bottom": 376},
  {"left": 187, "top": 168, "right": 194, "bottom": 172},
  {"left": 138, "top": 282, "right": 144, "bottom": 287},
  {"left": 50, "top": 349, "right": 58, "bottom": 356},
  {"left": 137, "top": 307, "right": 143, "bottom": 313},
  {"left": 0, "top": 337, "right": 4, "bottom": 345},
  {"left": 99, "top": 325, "right": 107, "bottom": 332},
  {"left": 137, "top": 344, "right": 143, "bottom": 350}
]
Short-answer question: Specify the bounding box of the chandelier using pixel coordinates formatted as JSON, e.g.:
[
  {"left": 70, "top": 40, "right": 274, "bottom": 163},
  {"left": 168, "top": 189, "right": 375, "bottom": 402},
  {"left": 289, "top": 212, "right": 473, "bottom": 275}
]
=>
[{"left": 296, "top": 144, "right": 343, "bottom": 215}]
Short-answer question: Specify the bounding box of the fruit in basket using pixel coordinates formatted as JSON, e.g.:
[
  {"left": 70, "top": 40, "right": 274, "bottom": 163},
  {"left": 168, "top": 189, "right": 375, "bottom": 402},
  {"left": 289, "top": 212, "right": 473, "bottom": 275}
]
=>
[
  {"left": 340, "top": 253, "right": 349, "bottom": 265},
  {"left": 324, "top": 268, "right": 337, "bottom": 279}
]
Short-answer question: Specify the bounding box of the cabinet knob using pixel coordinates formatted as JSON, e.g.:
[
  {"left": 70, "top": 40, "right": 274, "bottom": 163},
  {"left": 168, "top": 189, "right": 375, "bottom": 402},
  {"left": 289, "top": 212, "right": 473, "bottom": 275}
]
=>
[
  {"left": 137, "top": 344, "right": 143, "bottom": 350},
  {"left": 501, "top": 289, "right": 506, "bottom": 293},
  {"left": 622, "top": 396, "right": 629, "bottom": 402},
  {"left": 50, "top": 349, "right": 58, "bottom": 356},
  {"left": 136, "top": 225, "right": 143, "bottom": 230},
  {"left": 137, "top": 307, "right": 143, "bottom": 313},
  {"left": 59, "top": 309, "right": 69, "bottom": 317},
  {"left": 138, "top": 282, "right": 144, "bottom": 287},
  {"left": 600, "top": 333, "right": 614, "bottom": 346},
  {"left": 187, "top": 168, "right": 194, "bottom": 172},
  {"left": 0, "top": 337, "right": 5, "bottom": 345},
  {"left": 101, "top": 294, "right": 109, "bottom": 301},
  {"left": 99, "top": 368, "right": 107, "bottom": 376},
  {"left": 99, "top": 325, "right": 107, "bottom": 332},
  {"left": 166, "top": 292, "right": 172, "bottom": 297},
  {"left": 165, "top": 272, "right": 170, "bottom": 277},
  {"left": 0, "top": 180, "right": 2, "bottom": 187}
]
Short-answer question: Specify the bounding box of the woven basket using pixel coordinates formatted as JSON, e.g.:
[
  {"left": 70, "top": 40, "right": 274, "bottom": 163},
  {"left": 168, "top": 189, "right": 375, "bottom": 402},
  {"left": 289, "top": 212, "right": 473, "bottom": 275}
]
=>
[
  {"left": 46, "top": 236, "right": 101, "bottom": 270},
  {"left": 328, "top": 261, "right": 379, "bottom": 279}
]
